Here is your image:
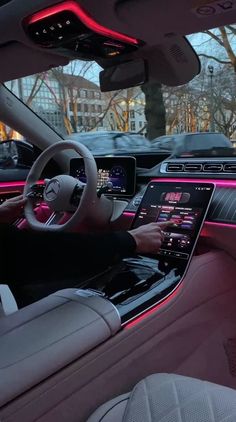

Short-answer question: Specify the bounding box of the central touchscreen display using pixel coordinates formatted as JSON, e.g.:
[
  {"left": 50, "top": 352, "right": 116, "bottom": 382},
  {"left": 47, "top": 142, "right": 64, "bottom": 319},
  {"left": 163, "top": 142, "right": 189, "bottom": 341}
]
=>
[
  {"left": 132, "top": 182, "right": 215, "bottom": 260},
  {"left": 70, "top": 156, "right": 136, "bottom": 196}
]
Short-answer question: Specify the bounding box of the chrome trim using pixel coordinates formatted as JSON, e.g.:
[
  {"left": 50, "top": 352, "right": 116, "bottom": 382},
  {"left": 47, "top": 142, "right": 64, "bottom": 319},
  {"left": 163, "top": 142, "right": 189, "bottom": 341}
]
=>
[
  {"left": 203, "top": 163, "right": 223, "bottom": 172},
  {"left": 184, "top": 163, "right": 203, "bottom": 172},
  {"left": 121, "top": 280, "right": 182, "bottom": 326},
  {"left": 45, "top": 212, "right": 63, "bottom": 225}
]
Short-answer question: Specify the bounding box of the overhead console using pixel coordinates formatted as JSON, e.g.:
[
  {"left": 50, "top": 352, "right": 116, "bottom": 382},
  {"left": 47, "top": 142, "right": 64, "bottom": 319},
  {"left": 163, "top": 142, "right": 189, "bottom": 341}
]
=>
[{"left": 24, "top": 1, "right": 143, "bottom": 59}]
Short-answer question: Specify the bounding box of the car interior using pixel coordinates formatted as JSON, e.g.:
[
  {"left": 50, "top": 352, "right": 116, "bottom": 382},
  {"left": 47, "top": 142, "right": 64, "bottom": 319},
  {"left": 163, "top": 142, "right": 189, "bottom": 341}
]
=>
[{"left": 1, "top": 0, "right": 236, "bottom": 421}]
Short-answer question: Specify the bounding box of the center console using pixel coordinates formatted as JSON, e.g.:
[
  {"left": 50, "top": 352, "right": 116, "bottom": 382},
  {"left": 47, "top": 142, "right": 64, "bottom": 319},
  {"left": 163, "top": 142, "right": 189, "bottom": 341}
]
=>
[{"left": 85, "top": 181, "right": 215, "bottom": 324}]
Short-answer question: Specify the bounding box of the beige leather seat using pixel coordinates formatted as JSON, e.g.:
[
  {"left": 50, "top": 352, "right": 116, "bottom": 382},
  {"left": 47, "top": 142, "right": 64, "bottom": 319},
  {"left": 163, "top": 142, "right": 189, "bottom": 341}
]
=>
[{"left": 87, "top": 373, "right": 236, "bottom": 421}]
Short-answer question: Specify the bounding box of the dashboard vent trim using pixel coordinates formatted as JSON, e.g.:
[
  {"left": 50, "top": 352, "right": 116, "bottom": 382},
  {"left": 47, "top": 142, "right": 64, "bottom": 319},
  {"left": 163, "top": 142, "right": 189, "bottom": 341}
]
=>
[
  {"left": 166, "top": 163, "right": 184, "bottom": 172},
  {"left": 224, "top": 164, "right": 236, "bottom": 173},
  {"left": 162, "top": 160, "right": 236, "bottom": 175},
  {"left": 184, "top": 163, "right": 202, "bottom": 172},
  {"left": 203, "top": 163, "right": 223, "bottom": 172}
]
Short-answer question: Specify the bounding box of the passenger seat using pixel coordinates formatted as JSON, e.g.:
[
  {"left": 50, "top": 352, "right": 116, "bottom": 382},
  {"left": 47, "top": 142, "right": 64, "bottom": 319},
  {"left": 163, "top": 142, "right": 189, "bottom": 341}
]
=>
[{"left": 87, "top": 373, "right": 236, "bottom": 421}]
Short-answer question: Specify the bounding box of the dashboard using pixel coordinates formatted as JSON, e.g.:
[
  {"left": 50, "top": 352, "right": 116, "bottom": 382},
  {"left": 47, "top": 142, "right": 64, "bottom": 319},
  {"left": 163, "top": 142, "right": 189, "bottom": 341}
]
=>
[
  {"left": 124, "top": 157, "right": 236, "bottom": 227},
  {"left": 68, "top": 154, "right": 236, "bottom": 226},
  {"left": 70, "top": 156, "right": 136, "bottom": 196},
  {"left": 1, "top": 154, "right": 235, "bottom": 324},
  {"left": 2, "top": 155, "right": 236, "bottom": 229}
]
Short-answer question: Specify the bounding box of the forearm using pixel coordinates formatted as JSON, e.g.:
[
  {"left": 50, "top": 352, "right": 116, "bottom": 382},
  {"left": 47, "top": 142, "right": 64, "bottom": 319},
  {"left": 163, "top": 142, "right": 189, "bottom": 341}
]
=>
[{"left": 0, "top": 224, "right": 136, "bottom": 284}]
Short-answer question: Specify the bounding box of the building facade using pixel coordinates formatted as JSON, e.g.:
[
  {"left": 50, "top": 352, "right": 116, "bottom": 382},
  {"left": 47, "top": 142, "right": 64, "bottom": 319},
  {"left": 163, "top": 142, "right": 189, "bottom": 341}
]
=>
[{"left": 7, "top": 71, "right": 108, "bottom": 136}]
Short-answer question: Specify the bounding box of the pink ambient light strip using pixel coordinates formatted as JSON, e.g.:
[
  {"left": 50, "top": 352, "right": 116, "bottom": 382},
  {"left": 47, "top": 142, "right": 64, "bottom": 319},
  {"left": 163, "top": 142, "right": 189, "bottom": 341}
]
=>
[
  {"left": 151, "top": 177, "right": 236, "bottom": 188},
  {"left": 124, "top": 178, "right": 236, "bottom": 327},
  {"left": 0, "top": 180, "right": 44, "bottom": 189},
  {"left": 151, "top": 178, "right": 236, "bottom": 229},
  {"left": 123, "top": 178, "right": 236, "bottom": 228},
  {"left": 27, "top": 1, "right": 139, "bottom": 45},
  {"left": 205, "top": 221, "right": 236, "bottom": 229},
  {"left": 125, "top": 284, "right": 182, "bottom": 329}
]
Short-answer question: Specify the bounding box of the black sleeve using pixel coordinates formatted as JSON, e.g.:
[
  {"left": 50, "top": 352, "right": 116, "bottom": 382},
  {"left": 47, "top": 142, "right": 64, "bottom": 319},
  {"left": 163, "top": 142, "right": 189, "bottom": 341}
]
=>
[{"left": 0, "top": 224, "right": 137, "bottom": 284}]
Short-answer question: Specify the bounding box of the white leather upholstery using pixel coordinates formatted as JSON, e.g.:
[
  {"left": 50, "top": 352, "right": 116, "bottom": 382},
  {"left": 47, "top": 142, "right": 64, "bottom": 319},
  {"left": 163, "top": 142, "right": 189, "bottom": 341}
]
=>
[
  {"left": 0, "top": 284, "right": 18, "bottom": 316},
  {"left": 0, "top": 288, "right": 121, "bottom": 407},
  {"left": 87, "top": 373, "right": 236, "bottom": 421}
]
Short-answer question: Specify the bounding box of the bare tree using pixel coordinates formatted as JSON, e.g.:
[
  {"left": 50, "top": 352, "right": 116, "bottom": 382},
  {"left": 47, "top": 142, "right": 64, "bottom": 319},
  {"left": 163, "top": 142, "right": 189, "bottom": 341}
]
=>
[
  {"left": 199, "top": 26, "right": 236, "bottom": 70},
  {"left": 195, "top": 25, "right": 236, "bottom": 136},
  {"left": 211, "top": 67, "right": 236, "bottom": 137},
  {"left": 141, "top": 82, "right": 166, "bottom": 140},
  {"left": 104, "top": 87, "right": 143, "bottom": 132}
]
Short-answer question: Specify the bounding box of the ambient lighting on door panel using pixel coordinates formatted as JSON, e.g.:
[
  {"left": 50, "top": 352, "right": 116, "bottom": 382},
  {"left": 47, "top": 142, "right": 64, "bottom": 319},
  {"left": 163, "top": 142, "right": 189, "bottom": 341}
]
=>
[
  {"left": 125, "top": 285, "right": 182, "bottom": 329},
  {"left": 123, "top": 178, "right": 236, "bottom": 232},
  {"left": 152, "top": 178, "right": 236, "bottom": 188},
  {"left": 26, "top": 1, "right": 140, "bottom": 47}
]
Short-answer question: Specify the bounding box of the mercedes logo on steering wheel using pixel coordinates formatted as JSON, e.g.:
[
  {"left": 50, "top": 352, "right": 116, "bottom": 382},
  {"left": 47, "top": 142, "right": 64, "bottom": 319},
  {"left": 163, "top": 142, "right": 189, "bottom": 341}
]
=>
[{"left": 45, "top": 180, "right": 60, "bottom": 201}]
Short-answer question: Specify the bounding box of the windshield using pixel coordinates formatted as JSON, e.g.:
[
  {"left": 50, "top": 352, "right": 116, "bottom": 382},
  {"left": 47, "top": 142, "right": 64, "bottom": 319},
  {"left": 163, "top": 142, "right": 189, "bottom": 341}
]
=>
[{"left": 3, "top": 26, "right": 236, "bottom": 157}]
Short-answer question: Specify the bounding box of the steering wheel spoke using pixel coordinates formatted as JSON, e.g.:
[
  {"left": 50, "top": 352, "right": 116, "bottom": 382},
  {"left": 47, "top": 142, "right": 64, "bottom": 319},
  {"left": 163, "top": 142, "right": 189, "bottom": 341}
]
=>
[
  {"left": 45, "top": 211, "right": 65, "bottom": 226},
  {"left": 26, "top": 183, "right": 45, "bottom": 200}
]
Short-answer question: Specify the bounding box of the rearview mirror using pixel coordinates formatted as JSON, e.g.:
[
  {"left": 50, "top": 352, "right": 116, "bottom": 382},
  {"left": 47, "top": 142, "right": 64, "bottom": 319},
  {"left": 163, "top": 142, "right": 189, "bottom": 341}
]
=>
[{"left": 99, "top": 59, "right": 147, "bottom": 92}]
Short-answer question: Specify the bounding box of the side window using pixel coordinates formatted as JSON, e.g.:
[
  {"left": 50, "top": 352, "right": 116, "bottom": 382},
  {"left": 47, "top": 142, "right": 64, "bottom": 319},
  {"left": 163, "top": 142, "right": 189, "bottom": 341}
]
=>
[{"left": 0, "top": 122, "right": 34, "bottom": 170}]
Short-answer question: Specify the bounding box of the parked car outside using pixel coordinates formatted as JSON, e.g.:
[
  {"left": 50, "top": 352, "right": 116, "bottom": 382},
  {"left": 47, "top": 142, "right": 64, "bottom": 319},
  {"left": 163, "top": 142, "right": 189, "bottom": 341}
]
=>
[
  {"left": 64, "top": 131, "right": 151, "bottom": 153},
  {"left": 150, "top": 132, "right": 233, "bottom": 155}
]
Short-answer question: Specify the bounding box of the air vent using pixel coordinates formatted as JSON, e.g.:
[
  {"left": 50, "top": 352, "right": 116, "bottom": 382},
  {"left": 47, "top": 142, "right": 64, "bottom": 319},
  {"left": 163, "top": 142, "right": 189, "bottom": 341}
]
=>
[
  {"left": 203, "top": 163, "right": 223, "bottom": 172},
  {"left": 184, "top": 163, "right": 202, "bottom": 172},
  {"left": 166, "top": 163, "right": 184, "bottom": 172},
  {"left": 224, "top": 164, "right": 236, "bottom": 173}
]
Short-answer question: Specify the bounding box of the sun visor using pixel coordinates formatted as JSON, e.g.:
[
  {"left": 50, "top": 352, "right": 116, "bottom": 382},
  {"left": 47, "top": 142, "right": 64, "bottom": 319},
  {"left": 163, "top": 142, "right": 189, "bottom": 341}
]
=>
[
  {"left": 144, "top": 36, "right": 201, "bottom": 86},
  {"left": 0, "top": 42, "right": 69, "bottom": 82}
]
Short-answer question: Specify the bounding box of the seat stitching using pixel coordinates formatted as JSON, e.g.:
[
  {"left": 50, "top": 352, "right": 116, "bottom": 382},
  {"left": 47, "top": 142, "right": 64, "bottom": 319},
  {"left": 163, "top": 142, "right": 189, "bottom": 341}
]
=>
[
  {"left": 100, "top": 376, "right": 236, "bottom": 422},
  {"left": 155, "top": 381, "right": 225, "bottom": 422},
  {"left": 0, "top": 299, "right": 68, "bottom": 336},
  {"left": 204, "top": 382, "right": 216, "bottom": 422},
  {"left": 173, "top": 379, "right": 182, "bottom": 422},
  {"left": 143, "top": 379, "right": 152, "bottom": 422},
  {"left": 157, "top": 379, "right": 182, "bottom": 422},
  {"left": 220, "top": 412, "right": 236, "bottom": 422},
  {"left": 173, "top": 385, "right": 219, "bottom": 416},
  {"left": 97, "top": 397, "right": 129, "bottom": 422},
  {"left": 122, "top": 383, "right": 137, "bottom": 421},
  {"left": 0, "top": 316, "right": 106, "bottom": 369}
]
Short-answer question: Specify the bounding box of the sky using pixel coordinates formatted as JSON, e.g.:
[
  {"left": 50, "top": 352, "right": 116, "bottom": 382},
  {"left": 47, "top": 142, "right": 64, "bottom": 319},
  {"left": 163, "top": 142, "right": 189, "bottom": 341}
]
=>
[{"left": 61, "top": 28, "right": 236, "bottom": 87}]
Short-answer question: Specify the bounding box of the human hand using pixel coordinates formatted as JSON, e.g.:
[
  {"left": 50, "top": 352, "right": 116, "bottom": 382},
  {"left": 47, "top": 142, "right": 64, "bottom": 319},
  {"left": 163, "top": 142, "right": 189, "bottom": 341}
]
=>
[
  {"left": 0, "top": 194, "right": 27, "bottom": 223},
  {"left": 128, "top": 221, "right": 173, "bottom": 254}
]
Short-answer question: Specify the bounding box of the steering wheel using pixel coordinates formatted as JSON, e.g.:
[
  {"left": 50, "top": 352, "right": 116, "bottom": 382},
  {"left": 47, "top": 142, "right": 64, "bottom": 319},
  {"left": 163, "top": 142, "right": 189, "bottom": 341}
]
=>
[{"left": 23, "top": 140, "right": 113, "bottom": 231}]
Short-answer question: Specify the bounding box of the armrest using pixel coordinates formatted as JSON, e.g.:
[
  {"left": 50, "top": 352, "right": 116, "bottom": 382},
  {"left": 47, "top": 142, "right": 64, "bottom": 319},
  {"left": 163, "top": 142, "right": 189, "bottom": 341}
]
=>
[{"left": 0, "top": 288, "right": 120, "bottom": 407}]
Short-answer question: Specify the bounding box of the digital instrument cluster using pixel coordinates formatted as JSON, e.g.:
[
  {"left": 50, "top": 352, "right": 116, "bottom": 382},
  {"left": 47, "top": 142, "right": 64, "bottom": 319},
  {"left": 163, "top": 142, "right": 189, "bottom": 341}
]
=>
[
  {"left": 70, "top": 156, "right": 136, "bottom": 196},
  {"left": 132, "top": 182, "right": 215, "bottom": 261}
]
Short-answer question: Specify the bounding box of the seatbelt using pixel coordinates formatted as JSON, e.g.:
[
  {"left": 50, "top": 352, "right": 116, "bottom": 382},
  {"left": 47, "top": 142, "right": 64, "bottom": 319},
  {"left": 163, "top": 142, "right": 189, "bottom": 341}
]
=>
[{"left": 0, "top": 284, "right": 18, "bottom": 316}]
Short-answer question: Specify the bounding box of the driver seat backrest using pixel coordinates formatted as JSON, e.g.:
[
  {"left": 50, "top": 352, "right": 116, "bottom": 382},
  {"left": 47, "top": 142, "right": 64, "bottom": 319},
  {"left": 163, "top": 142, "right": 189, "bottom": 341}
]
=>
[
  {"left": 0, "top": 284, "right": 18, "bottom": 316},
  {"left": 87, "top": 373, "right": 236, "bottom": 421}
]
